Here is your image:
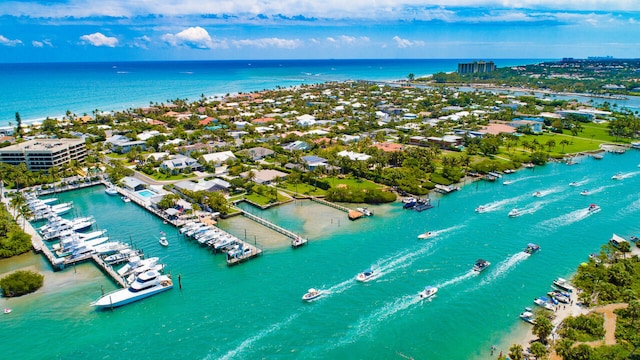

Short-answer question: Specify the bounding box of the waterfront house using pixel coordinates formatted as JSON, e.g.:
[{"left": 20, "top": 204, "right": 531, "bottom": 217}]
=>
[
  {"left": 174, "top": 178, "right": 231, "bottom": 193},
  {"left": 241, "top": 169, "right": 288, "bottom": 185},
  {"left": 121, "top": 176, "right": 147, "bottom": 192},
  {"left": 160, "top": 154, "right": 202, "bottom": 174}
]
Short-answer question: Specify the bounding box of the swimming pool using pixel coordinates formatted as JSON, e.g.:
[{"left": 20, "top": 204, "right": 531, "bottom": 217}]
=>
[{"left": 136, "top": 189, "right": 156, "bottom": 198}]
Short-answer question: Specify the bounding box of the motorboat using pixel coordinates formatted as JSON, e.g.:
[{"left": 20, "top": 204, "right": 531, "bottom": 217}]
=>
[
  {"left": 117, "top": 256, "right": 159, "bottom": 276},
  {"left": 91, "top": 270, "right": 173, "bottom": 309},
  {"left": 159, "top": 236, "right": 169, "bottom": 247},
  {"left": 503, "top": 180, "right": 513, "bottom": 185},
  {"left": 402, "top": 197, "right": 416, "bottom": 204},
  {"left": 121, "top": 196, "right": 131, "bottom": 203},
  {"left": 534, "top": 297, "right": 556, "bottom": 311},
  {"left": 417, "top": 231, "right": 435, "bottom": 239},
  {"left": 103, "top": 248, "right": 138, "bottom": 265},
  {"left": 519, "top": 309, "right": 536, "bottom": 325},
  {"left": 356, "top": 269, "right": 377, "bottom": 282},
  {"left": 580, "top": 189, "right": 590, "bottom": 196},
  {"left": 532, "top": 191, "right": 542, "bottom": 197},
  {"left": 612, "top": 173, "right": 623, "bottom": 180},
  {"left": 413, "top": 199, "right": 434, "bottom": 212},
  {"left": 403, "top": 199, "right": 417, "bottom": 209},
  {"left": 553, "top": 278, "right": 574, "bottom": 293},
  {"left": 569, "top": 181, "right": 579, "bottom": 186},
  {"left": 356, "top": 207, "right": 373, "bottom": 216},
  {"left": 508, "top": 209, "right": 521, "bottom": 217},
  {"left": 472, "top": 259, "right": 490, "bottom": 273},
  {"left": 4, "top": 308, "right": 11, "bottom": 314},
  {"left": 418, "top": 286, "right": 438, "bottom": 299},
  {"left": 94, "top": 242, "right": 128, "bottom": 255},
  {"left": 105, "top": 186, "right": 118, "bottom": 196},
  {"left": 523, "top": 243, "right": 540, "bottom": 255},
  {"left": 291, "top": 237, "right": 307, "bottom": 248},
  {"left": 587, "top": 204, "right": 601, "bottom": 214},
  {"left": 548, "top": 290, "right": 571, "bottom": 304},
  {"left": 302, "top": 288, "right": 324, "bottom": 302},
  {"left": 475, "top": 205, "right": 487, "bottom": 213}
]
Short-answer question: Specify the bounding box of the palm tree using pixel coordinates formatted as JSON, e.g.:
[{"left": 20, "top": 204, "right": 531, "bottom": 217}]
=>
[
  {"left": 559, "top": 139, "right": 570, "bottom": 153},
  {"left": 508, "top": 344, "right": 524, "bottom": 360}
]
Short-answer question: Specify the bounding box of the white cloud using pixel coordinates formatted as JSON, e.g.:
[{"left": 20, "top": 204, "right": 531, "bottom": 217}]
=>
[
  {"left": 392, "top": 36, "right": 425, "bottom": 48},
  {"left": 232, "top": 38, "right": 302, "bottom": 49},
  {"left": 325, "top": 35, "right": 369, "bottom": 46},
  {"left": 80, "top": 32, "right": 118, "bottom": 47},
  {"left": 161, "top": 26, "right": 224, "bottom": 49},
  {"left": 131, "top": 35, "right": 151, "bottom": 49},
  {"left": 32, "top": 39, "right": 53, "bottom": 48},
  {"left": 0, "top": 35, "right": 22, "bottom": 46}
]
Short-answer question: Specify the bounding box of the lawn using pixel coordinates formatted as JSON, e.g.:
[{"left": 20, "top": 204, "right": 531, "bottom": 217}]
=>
[
  {"left": 324, "top": 176, "right": 383, "bottom": 190},
  {"left": 279, "top": 182, "right": 326, "bottom": 196},
  {"left": 509, "top": 123, "right": 623, "bottom": 156},
  {"left": 147, "top": 172, "right": 197, "bottom": 181},
  {"left": 244, "top": 192, "right": 289, "bottom": 206}
]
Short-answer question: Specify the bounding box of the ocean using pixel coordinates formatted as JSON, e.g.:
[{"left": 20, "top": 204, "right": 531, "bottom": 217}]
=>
[
  {"left": 1, "top": 150, "right": 639, "bottom": 359},
  {"left": 0, "top": 59, "right": 549, "bottom": 127}
]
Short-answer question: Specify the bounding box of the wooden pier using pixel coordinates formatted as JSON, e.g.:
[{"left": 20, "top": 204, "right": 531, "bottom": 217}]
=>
[
  {"left": 241, "top": 210, "right": 307, "bottom": 243},
  {"left": 309, "top": 197, "right": 352, "bottom": 213},
  {"left": 91, "top": 254, "right": 128, "bottom": 287}
]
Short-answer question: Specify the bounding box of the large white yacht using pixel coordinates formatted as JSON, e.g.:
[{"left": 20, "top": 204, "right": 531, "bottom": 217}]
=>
[{"left": 91, "top": 270, "right": 173, "bottom": 309}]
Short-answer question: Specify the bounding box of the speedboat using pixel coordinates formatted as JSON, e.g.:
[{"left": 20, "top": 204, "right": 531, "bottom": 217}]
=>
[
  {"left": 403, "top": 200, "right": 417, "bottom": 209},
  {"left": 519, "top": 309, "right": 537, "bottom": 324},
  {"left": 472, "top": 259, "right": 490, "bottom": 273},
  {"left": 532, "top": 191, "right": 542, "bottom": 197},
  {"left": 569, "top": 181, "right": 579, "bottom": 186},
  {"left": 587, "top": 204, "right": 601, "bottom": 214},
  {"left": 105, "top": 186, "right": 118, "bottom": 196},
  {"left": 475, "top": 205, "right": 487, "bottom": 213},
  {"left": 402, "top": 197, "right": 416, "bottom": 204},
  {"left": 534, "top": 297, "right": 556, "bottom": 311},
  {"left": 121, "top": 196, "right": 131, "bottom": 203},
  {"left": 4, "top": 308, "right": 11, "bottom": 314},
  {"left": 503, "top": 180, "right": 513, "bottom": 185},
  {"left": 418, "top": 286, "right": 438, "bottom": 299},
  {"left": 580, "top": 189, "right": 590, "bottom": 196},
  {"left": 159, "top": 236, "right": 169, "bottom": 247},
  {"left": 553, "top": 278, "right": 574, "bottom": 293},
  {"left": 356, "top": 269, "right": 377, "bottom": 282},
  {"left": 356, "top": 207, "right": 373, "bottom": 216},
  {"left": 523, "top": 243, "right": 540, "bottom": 254},
  {"left": 91, "top": 270, "right": 173, "bottom": 309},
  {"left": 548, "top": 290, "right": 571, "bottom": 304},
  {"left": 508, "top": 209, "right": 521, "bottom": 217},
  {"left": 417, "top": 231, "right": 435, "bottom": 239},
  {"left": 302, "top": 288, "right": 324, "bottom": 302},
  {"left": 612, "top": 173, "right": 623, "bottom": 180}
]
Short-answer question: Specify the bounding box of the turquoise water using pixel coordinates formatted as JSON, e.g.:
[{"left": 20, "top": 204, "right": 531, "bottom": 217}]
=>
[{"left": 0, "top": 151, "right": 639, "bottom": 359}]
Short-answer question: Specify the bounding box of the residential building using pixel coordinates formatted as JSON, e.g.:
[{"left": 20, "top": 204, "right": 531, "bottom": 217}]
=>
[
  {"left": 457, "top": 61, "right": 496, "bottom": 74},
  {"left": 160, "top": 154, "right": 202, "bottom": 173},
  {"left": 236, "top": 147, "right": 275, "bottom": 161},
  {"left": 0, "top": 138, "right": 86, "bottom": 170},
  {"left": 105, "top": 134, "right": 146, "bottom": 153},
  {"left": 201, "top": 151, "right": 236, "bottom": 165}
]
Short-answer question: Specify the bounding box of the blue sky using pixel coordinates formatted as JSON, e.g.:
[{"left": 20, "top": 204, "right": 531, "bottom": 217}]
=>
[{"left": 0, "top": 0, "right": 639, "bottom": 62}]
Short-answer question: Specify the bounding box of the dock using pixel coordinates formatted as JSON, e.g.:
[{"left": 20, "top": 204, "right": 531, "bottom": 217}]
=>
[
  {"left": 241, "top": 210, "right": 307, "bottom": 243},
  {"left": 310, "top": 197, "right": 352, "bottom": 213},
  {"left": 91, "top": 254, "right": 128, "bottom": 287},
  {"left": 434, "top": 184, "right": 460, "bottom": 194},
  {"left": 226, "top": 244, "right": 263, "bottom": 266}
]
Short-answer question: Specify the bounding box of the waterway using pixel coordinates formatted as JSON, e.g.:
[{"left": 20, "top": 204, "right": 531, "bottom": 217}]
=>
[{"left": 0, "top": 150, "right": 639, "bottom": 359}]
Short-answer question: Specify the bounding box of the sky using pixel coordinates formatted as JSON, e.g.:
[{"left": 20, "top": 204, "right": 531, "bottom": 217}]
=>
[{"left": 0, "top": 0, "right": 639, "bottom": 62}]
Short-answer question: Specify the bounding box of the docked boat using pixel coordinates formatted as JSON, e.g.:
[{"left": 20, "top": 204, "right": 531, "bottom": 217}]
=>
[
  {"left": 508, "top": 209, "right": 521, "bottom": 217},
  {"left": 417, "top": 231, "right": 435, "bottom": 239},
  {"left": 159, "top": 236, "right": 169, "bottom": 247},
  {"left": 548, "top": 290, "right": 571, "bottom": 304},
  {"left": 91, "top": 270, "right": 173, "bottom": 309},
  {"left": 302, "top": 288, "right": 324, "bottom": 302},
  {"left": 580, "top": 189, "right": 590, "bottom": 196},
  {"left": 553, "top": 278, "right": 574, "bottom": 293},
  {"left": 523, "top": 243, "right": 540, "bottom": 255},
  {"left": 105, "top": 187, "right": 118, "bottom": 196},
  {"left": 403, "top": 199, "right": 417, "bottom": 209},
  {"left": 519, "top": 309, "right": 536, "bottom": 324},
  {"left": 402, "top": 197, "right": 416, "bottom": 204},
  {"left": 121, "top": 196, "right": 131, "bottom": 203},
  {"left": 103, "top": 248, "right": 138, "bottom": 265},
  {"left": 418, "top": 286, "right": 438, "bottom": 299},
  {"left": 472, "top": 259, "right": 490, "bottom": 273},
  {"left": 587, "top": 204, "right": 601, "bottom": 214},
  {"left": 413, "top": 199, "right": 434, "bottom": 212},
  {"left": 534, "top": 297, "right": 556, "bottom": 311},
  {"left": 356, "top": 269, "right": 377, "bottom": 282},
  {"left": 291, "top": 237, "right": 307, "bottom": 248},
  {"left": 356, "top": 207, "right": 373, "bottom": 216}
]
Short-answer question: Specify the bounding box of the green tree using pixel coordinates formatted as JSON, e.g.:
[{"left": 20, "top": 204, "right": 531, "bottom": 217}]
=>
[
  {"left": 407, "top": 73, "right": 415, "bottom": 81},
  {"left": 0, "top": 270, "right": 44, "bottom": 296},
  {"left": 555, "top": 338, "right": 575, "bottom": 360},
  {"left": 508, "top": 344, "right": 524, "bottom": 360},
  {"left": 15, "top": 112, "right": 23, "bottom": 138},
  {"left": 530, "top": 342, "right": 547, "bottom": 359},
  {"left": 533, "top": 316, "right": 553, "bottom": 343}
]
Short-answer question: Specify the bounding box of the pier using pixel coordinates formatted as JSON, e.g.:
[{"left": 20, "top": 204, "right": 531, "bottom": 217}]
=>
[
  {"left": 309, "top": 197, "right": 352, "bottom": 213},
  {"left": 91, "top": 254, "right": 128, "bottom": 287},
  {"left": 240, "top": 210, "right": 307, "bottom": 243},
  {"left": 226, "top": 244, "right": 263, "bottom": 266}
]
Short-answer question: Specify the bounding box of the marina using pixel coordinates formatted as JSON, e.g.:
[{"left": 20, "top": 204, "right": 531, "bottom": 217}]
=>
[{"left": 0, "top": 150, "right": 639, "bottom": 359}]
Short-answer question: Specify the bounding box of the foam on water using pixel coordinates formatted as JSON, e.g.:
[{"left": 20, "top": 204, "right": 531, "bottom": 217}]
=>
[
  {"left": 478, "top": 252, "right": 530, "bottom": 286},
  {"left": 477, "top": 193, "right": 530, "bottom": 213},
  {"left": 538, "top": 206, "right": 598, "bottom": 230}
]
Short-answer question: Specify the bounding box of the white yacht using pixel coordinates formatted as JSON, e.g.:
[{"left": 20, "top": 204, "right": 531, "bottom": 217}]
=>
[
  {"left": 159, "top": 236, "right": 169, "bottom": 247},
  {"left": 356, "top": 269, "right": 377, "bottom": 282},
  {"left": 91, "top": 270, "right": 173, "bottom": 309},
  {"left": 105, "top": 187, "right": 118, "bottom": 195},
  {"left": 417, "top": 231, "right": 435, "bottom": 239},
  {"left": 302, "top": 288, "right": 324, "bottom": 302}
]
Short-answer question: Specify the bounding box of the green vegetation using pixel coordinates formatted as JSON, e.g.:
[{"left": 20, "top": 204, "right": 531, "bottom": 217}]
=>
[
  {"left": 559, "top": 313, "right": 605, "bottom": 342},
  {"left": 325, "top": 186, "right": 396, "bottom": 204},
  {"left": 0, "top": 270, "right": 44, "bottom": 297},
  {"left": 147, "top": 172, "right": 196, "bottom": 181},
  {"left": 0, "top": 200, "right": 32, "bottom": 258},
  {"left": 279, "top": 182, "right": 326, "bottom": 197}
]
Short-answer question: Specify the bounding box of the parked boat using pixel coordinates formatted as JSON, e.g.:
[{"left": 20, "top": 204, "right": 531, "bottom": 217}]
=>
[
  {"left": 519, "top": 309, "right": 536, "bottom": 324},
  {"left": 403, "top": 199, "right": 417, "bottom": 209},
  {"left": 105, "top": 187, "right": 118, "bottom": 196},
  {"left": 91, "top": 270, "right": 173, "bottom": 309},
  {"left": 413, "top": 199, "right": 434, "bottom": 212},
  {"left": 121, "top": 196, "right": 131, "bottom": 203},
  {"left": 418, "top": 286, "right": 438, "bottom": 299},
  {"left": 356, "top": 207, "right": 373, "bottom": 216},
  {"left": 417, "top": 231, "right": 435, "bottom": 239},
  {"left": 291, "top": 237, "right": 307, "bottom": 248},
  {"left": 356, "top": 269, "right": 377, "bottom": 282},
  {"left": 548, "top": 290, "right": 571, "bottom": 304},
  {"left": 302, "top": 288, "right": 324, "bottom": 302},
  {"left": 3, "top": 308, "right": 11, "bottom": 314},
  {"left": 553, "top": 278, "right": 574, "bottom": 293},
  {"left": 523, "top": 243, "right": 540, "bottom": 255},
  {"left": 534, "top": 297, "right": 556, "bottom": 311},
  {"left": 587, "top": 204, "right": 601, "bottom": 214},
  {"left": 159, "top": 236, "right": 169, "bottom": 247},
  {"left": 472, "top": 259, "right": 490, "bottom": 273},
  {"left": 508, "top": 209, "right": 521, "bottom": 217}
]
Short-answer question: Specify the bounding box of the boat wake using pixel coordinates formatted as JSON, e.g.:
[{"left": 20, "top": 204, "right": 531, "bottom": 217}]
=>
[
  {"left": 539, "top": 207, "right": 595, "bottom": 230},
  {"left": 533, "top": 185, "right": 565, "bottom": 198},
  {"left": 618, "top": 171, "right": 640, "bottom": 179},
  {"left": 214, "top": 312, "right": 302, "bottom": 360},
  {"left": 518, "top": 201, "right": 546, "bottom": 215},
  {"left": 617, "top": 196, "right": 640, "bottom": 217},
  {"left": 571, "top": 179, "right": 589, "bottom": 187},
  {"left": 435, "top": 271, "right": 476, "bottom": 289},
  {"left": 477, "top": 194, "right": 530, "bottom": 213},
  {"left": 332, "top": 294, "right": 422, "bottom": 348},
  {"left": 429, "top": 224, "right": 466, "bottom": 237},
  {"left": 588, "top": 184, "right": 615, "bottom": 195},
  {"left": 478, "top": 252, "right": 529, "bottom": 286}
]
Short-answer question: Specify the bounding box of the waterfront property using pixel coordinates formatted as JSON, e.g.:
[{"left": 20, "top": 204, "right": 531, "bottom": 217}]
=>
[{"left": 0, "top": 138, "right": 86, "bottom": 170}]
